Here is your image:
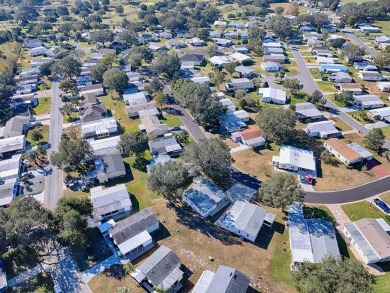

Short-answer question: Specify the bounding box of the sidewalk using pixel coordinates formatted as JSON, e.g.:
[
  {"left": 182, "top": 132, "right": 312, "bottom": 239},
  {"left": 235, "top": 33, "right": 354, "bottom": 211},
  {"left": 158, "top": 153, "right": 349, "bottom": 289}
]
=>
[
  {"left": 7, "top": 265, "right": 44, "bottom": 287},
  {"left": 81, "top": 255, "right": 120, "bottom": 283}
]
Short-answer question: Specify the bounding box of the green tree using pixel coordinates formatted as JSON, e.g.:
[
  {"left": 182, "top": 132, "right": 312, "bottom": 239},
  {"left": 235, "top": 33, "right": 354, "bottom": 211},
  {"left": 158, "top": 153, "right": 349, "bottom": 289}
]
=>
[
  {"left": 148, "top": 161, "right": 189, "bottom": 200},
  {"left": 0, "top": 71, "right": 14, "bottom": 125},
  {"left": 210, "top": 70, "right": 225, "bottom": 89},
  {"left": 59, "top": 80, "right": 78, "bottom": 95},
  {"left": 341, "top": 43, "right": 365, "bottom": 64},
  {"left": 256, "top": 108, "right": 297, "bottom": 144},
  {"left": 39, "top": 62, "right": 52, "bottom": 77},
  {"left": 118, "top": 30, "right": 137, "bottom": 48},
  {"left": 102, "top": 68, "right": 129, "bottom": 95},
  {"left": 275, "top": 6, "right": 285, "bottom": 15},
  {"left": 117, "top": 131, "right": 148, "bottom": 157},
  {"left": 305, "top": 90, "right": 326, "bottom": 107},
  {"left": 153, "top": 91, "right": 167, "bottom": 109},
  {"left": 59, "top": 103, "right": 73, "bottom": 119},
  {"left": 283, "top": 78, "right": 303, "bottom": 94},
  {"left": 224, "top": 62, "right": 240, "bottom": 74},
  {"left": 334, "top": 91, "right": 354, "bottom": 107},
  {"left": 258, "top": 173, "right": 305, "bottom": 210},
  {"left": 51, "top": 56, "right": 82, "bottom": 79},
  {"left": 89, "top": 64, "right": 107, "bottom": 83},
  {"left": 56, "top": 209, "right": 89, "bottom": 246},
  {"left": 267, "top": 15, "right": 293, "bottom": 40},
  {"left": 320, "top": 149, "right": 338, "bottom": 166},
  {"left": 90, "top": 30, "right": 114, "bottom": 47},
  {"left": 31, "top": 130, "right": 43, "bottom": 142},
  {"left": 184, "top": 138, "right": 232, "bottom": 187},
  {"left": 100, "top": 52, "right": 117, "bottom": 68},
  {"left": 176, "top": 129, "right": 189, "bottom": 144},
  {"left": 331, "top": 38, "right": 346, "bottom": 49},
  {"left": 293, "top": 256, "right": 376, "bottom": 293},
  {"left": 152, "top": 53, "right": 181, "bottom": 78},
  {"left": 364, "top": 128, "right": 385, "bottom": 152},
  {"left": 50, "top": 135, "right": 92, "bottom": 169},
  {"left": 144, "top": 77, "right": 164, "bottom": 93}
]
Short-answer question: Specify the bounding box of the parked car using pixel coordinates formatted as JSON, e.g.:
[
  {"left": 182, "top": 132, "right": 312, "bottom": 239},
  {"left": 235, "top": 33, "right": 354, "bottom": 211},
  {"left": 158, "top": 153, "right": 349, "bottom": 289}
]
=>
[
  {"left": 170, "top": 126, "right": 181, "bottom": 131},
  {"left": 374, "top": 198, "right": 390, "bottom": 213}
]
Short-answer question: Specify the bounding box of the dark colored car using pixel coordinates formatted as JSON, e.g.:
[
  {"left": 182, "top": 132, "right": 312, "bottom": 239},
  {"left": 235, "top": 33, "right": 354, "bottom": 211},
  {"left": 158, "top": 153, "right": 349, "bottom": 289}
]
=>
[{"left": 374, "top": 198, "right": 390, "bottom": 213}]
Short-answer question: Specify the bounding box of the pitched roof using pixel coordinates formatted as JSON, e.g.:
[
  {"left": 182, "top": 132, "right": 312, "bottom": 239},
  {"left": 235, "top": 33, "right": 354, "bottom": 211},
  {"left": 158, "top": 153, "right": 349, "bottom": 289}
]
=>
[
  {"left": 137, "top": 246, "right": 182, "bottom": 288},
  {"left": 325, "top": 138, "right": 362, "bottom": 162},
  {"left": 141, "top": 115, "right": 169, "bottom": 134},
  {"left": 206, "top": 265, "right": 250, "bottom": 293},
  {"left": 90, "top": 184, "right": 131, "bottom": 217},
  {"left": 109, "top": 208, "right": 158, "bottom": 245},
  {"left": 3, "top": 116, "right": 30, "bottom": 138},
  {"left": 239, "top": 127, "right": 264, "bottom": 140},
  {"left": 180, "top": 53, "right": 204, "bottom": 62}
]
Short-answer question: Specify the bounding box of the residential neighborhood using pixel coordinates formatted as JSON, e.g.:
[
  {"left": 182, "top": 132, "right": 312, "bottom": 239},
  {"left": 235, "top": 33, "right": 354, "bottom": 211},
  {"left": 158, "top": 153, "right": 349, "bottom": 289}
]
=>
[{"left": 0, "top": 0, "right": 390, "bottom": 292}]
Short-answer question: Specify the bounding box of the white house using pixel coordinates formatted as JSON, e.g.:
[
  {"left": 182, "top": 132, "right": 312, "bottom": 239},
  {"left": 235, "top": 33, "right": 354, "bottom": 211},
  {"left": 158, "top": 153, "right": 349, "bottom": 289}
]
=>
[
  {"left": 258, "top": 87, "right": 287, "bottom": 104},
  {"left": 305, "top": 120, "right": 341, "bottom": 139},
  {"left": 182, "top": 177, "right": 230, "bottom": 217},
  {"left": 295, "top": 102, "right": 324, "bottom": 121},
  {"left": 324, "top": 138, "right": 372, "bottom": 165},
  {"left": 140, "top": 115, "right": 169, "bottom": 137},
  {"left": 108, "top": 208, "right": 159, "bottom": 257},
  {"left": 344, "top": 218, "right": 390, "bottom": 264},
  {"left": 226, "top": 78, "right": 254, "bottom": 91},
  {"left": 272, "top": 145, "right": 317, "bottom": 178},
  {"left": 233, "top": 110, "right": 249, "bottom": 122},
  {"left": 234, "top": 127, "right": 266, "bottom": 147},
  {"left": 29, "top": 46, "right": 47, "bottom": 57},
  {"left": 354, "top": 95, "right": 384, "bottom": 109},
  {"left": 90, "top": 184, "right": 132, "bottom": 220},
  {"left": 80, "top": 84, "right": 105, "bottom": 96},
  {"left": 217, "top": 201, "right": 275, "bottom": 242},
  {"left": 368, "top": 107, "right": 390, "bottom": 123},
  {"left": 261, "top": 61, "right": 280, "bottom": 72},
  {"left": 123, "top": 92, "right": 148, "bottom": 105},
  {"left": 358, "top": 71, "right": 383, "bottom": 81},
  {"left": 0, "top": 135, "right": 26, "bottom": 156},
  {"left": 377, "top": 81, "right": 390, "bottom": 92},
  {"left": 360, "top": 26, "right": 380, "bottom": 33},
  {"left": 220, "top": 98, "right": 236, "bottom": 112},
  {"left": 81, "top": 117, "right": 118, "bottom": 138}
]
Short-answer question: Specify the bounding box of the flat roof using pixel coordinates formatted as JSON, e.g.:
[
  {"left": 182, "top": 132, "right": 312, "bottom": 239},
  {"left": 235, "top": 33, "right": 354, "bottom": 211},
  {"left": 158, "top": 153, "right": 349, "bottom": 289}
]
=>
[
  {"left": 276, "top": 145, "right": 316, "bottom": 172},
  {"left": 90, "top": 184, "right": 131, "bottom": 217}
]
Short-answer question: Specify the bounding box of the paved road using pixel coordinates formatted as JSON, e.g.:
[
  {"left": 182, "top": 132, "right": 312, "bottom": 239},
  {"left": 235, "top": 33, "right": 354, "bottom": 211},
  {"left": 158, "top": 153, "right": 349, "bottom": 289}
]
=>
[
  {"left": 44, "top": 82, "right": 63, "bottom": 209},
  {"left": 291, "top": 48, "right": 390, "bottom": 149},
  {"left": 171, "top": 105, "right": 208, "bottom": 141},
  {"left": 345, "top": 32, "right": 377, "bottom": 58},
  {"left": 305, "top": 176, "right": 390, "bottom": 204}
]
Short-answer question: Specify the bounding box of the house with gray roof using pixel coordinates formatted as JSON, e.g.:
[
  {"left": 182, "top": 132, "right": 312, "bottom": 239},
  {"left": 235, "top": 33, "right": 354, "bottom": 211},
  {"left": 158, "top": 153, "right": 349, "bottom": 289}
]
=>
[
  {"left": 192, "top": 265, "right": 250, "bottom": 293},
  {"left": 0, "top": 136, "right": 26, "bottom": 156},
  {"left": 109, "top": 208, "right": 159, "bottom": 258},
  {"left": 125, "top": 102, "right": 159, "bottom": 118},
  {"left": 0, "top": 180, "right": 16, "bottom": 207},
  {"left": 220, "top": 113, "right": 246, "bottom": 134},
  {"left": 295, "top": 102, "right": 324, "bottom": 121},
  {"left": 90, "top": 184, "right": 131, "bottom": 221},
  {"left": 2, "top": 116, "right": 31, "bottom": 138},
  {"left": 354, "top": 94, "right": 384, "bottom": 110},
  {"left": 132, "top": 246, "right": 184, "bottom": 292},
  {"left": 235, "top": 66, "right": 259, "bottom": 78},
  {"left": 344, "top": 218, "right": 390, "bottom": 264},
  {"left": 80, "top": 104, "right": 107, "bottom": 123},
  {"left": 226, "top": 78, "right": 254, "bottom": 91},
  {"left": 88, "top": 154, "right": 126, "bottom": 184},
  {"left": 148, "top": 133, "right": 182, "bottom": 156},
  {"left": 288, "top": 203, "right": 340, "bottom": 270},
  {"left": 217, "top": 201, "right": 275, "bottom": 242},
  {"left": 183, "top": 177, "right": 230, "bottom": 217}
]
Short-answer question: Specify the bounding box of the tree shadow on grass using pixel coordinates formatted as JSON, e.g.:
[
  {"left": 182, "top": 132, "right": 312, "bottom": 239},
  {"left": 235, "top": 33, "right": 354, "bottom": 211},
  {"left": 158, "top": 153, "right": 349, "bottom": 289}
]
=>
[
  {"left": 172, "top": 204, "right": 243, "bottom": 246},
  {"left": 102, "top": 264, "right": 126, "bottom": 281}
]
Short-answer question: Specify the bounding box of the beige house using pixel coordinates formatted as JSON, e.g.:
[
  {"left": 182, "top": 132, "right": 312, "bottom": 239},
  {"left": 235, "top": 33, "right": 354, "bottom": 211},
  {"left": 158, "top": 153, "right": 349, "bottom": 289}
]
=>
[{"left": 140, "top": 115, "right": 169, "bottom": 136}]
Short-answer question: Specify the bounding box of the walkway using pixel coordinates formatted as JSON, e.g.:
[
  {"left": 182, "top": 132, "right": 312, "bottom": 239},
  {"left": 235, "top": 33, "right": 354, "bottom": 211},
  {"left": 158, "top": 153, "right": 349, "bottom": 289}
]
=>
[
  {"left": 81, "top": 255, "right": 120, "bottom": 283},
  {"left": 7, "top": 265, "right": 44, "bottom": 287}
]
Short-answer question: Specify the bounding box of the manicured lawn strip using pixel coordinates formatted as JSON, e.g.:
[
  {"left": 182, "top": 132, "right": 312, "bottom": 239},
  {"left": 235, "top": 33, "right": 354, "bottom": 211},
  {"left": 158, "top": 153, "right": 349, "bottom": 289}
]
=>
[
  {"left": 316, "top": 81, "right": 336, "bottom": 93},
  {"left": 159, "top": 114, "right": 183, "bottom": 127},
  {"left": 380, "top": 126, "right": 390, "bottom": 141},
  {"left": 33, "top": 97, "right": 51, "bottom": 116},
  {"left": 341, "top": 201, "right": 390, "bottom": 225},
  {"left": 330, "top": 117, "right": 353, "bottom": 132},
  {"left": 375, "top": 262, "right": 390, "bottom": 293}
]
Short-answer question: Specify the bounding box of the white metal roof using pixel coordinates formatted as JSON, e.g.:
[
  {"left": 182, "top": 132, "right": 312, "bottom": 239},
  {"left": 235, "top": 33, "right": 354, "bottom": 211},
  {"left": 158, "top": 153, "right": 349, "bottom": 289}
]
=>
[
  {"left": 258, "top": 87, "right": 287, "bottom": 103},
  {"left": 118, "top": 230, "right": 152, "bottom": 255},
  {"left": 277, "top": 145, "right": 316, "bottom": 171},
  {"left": 81, "top": 117, "right": 117, "bottom": 135}
]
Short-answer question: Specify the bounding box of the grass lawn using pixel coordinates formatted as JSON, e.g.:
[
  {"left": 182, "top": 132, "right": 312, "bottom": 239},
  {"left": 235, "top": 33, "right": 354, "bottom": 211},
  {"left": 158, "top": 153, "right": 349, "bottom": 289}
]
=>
[
  {"left": 316, "top": 81, "right": 336, "bottom": 93},
  {"left": 231, "top": 144, "right": 279, "bottom": 181},
  {"left": 0, "top": 41, "right": 21, "bottom": 73},
  {"left": 380, "top": 126, "right": 390, "bottom": 140},
  {"left": 32, "top": 97, "right": 51, "bottom": 116},
  {"left": 285, "top": 61, "right": 300, "bottom": 76},
  {"left": 159, "top": 113, "right": 183, "bottom": 127},
  {"left": 347, "top": 110, "right": 374, "bottom": 124},
  {"left": 330, "top": 117, "right": 353, "bottom": 132},
  {"left": 380, "top": 192, "right": 390, "bottom": 205},
  {"left": 8, "top": 272, "right": 54, "bottom": 293},
  {"left": 341, "top": 201, "right": 390, "bottom": 224},
  {"left": 26, "top": 125, "right": 49, "bottom": 146},
  {"left": 63, "top": 112, "right": 78, "bottom": 124},
  {"left": 375, "top": 20, "right": 390, "bottom": 35},
  {"left": 309, "top": 68, "right": 323, "bottom": 80},
  {"left": 326, "top": 94, "right": 346, "bottom": 108},
  {"left": 99, "top": 94, "right": 141, "bottom": 133},
  {"left": 375, "top": 262, "right": 390, "bottom": 293}
]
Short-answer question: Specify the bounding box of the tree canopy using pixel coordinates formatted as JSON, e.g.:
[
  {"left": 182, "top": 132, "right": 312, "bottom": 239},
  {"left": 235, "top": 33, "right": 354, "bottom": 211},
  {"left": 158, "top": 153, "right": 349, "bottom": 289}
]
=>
[
  {"left": 258, "top": 173, "right": 305, "bottom": 210},
  {"left": 51, "top": 55, "right": 81, "bottom": 79},
  {"left": 151, "top": 52, "right": 181, "bottom": 79},
  {"left": 50, "top": 134, "right": 92, "bottom": 169},
  {"left": 256, "top": 108, "right": 297, "bottom": 144},
  {"left": 148, "top": 161, "right": 189, "bottom": 200},
  {"left": 117, "top": 131, "right": 148, "bottom": 157},
  {"left": 364, "top": 128, "right": 385, "bottom": 152},
  {"left": 184, "top": 138, "right": 232, "bottom": 187},
  {"left": 102, "top": 68, "right": 129, "bottom": 95},
  {"left": 0, "top": 71, "right": 15, "bottom": 125},
  {"left": 293, "top": 256, "right": 376, "bottom": 293}
]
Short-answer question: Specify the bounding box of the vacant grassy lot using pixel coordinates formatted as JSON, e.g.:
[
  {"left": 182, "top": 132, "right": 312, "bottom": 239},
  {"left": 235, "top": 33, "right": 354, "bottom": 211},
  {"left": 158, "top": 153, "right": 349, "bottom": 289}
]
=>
[
  {"left": 341, "top": 201, "right": 390, "bottom": 224},
  {"left": 99, "top": 94, "right": 141, "bottom": 133},
  {"left": 269, "top": 2, "right": 308, "bottom": 14},
  {"left": 231, "top": 144, "right": 278, "bottom": 181},
  {"left": 330, "top": 117, "right": 353, "bottom": 132},
  {"left": 316, "top": 81, "right": 336, "bottom": 93},
  {"left": 26, "top": 125, "right": 49, "bottom": 146},
  {"left": 159, "top": 113, "right": 183, "bottom": 127},
  {"left": 32, "top": 97, "right": 51, "bottom": 116},
  {"left": 0, "top": 41, "right": 21, "bottom": 73}
]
